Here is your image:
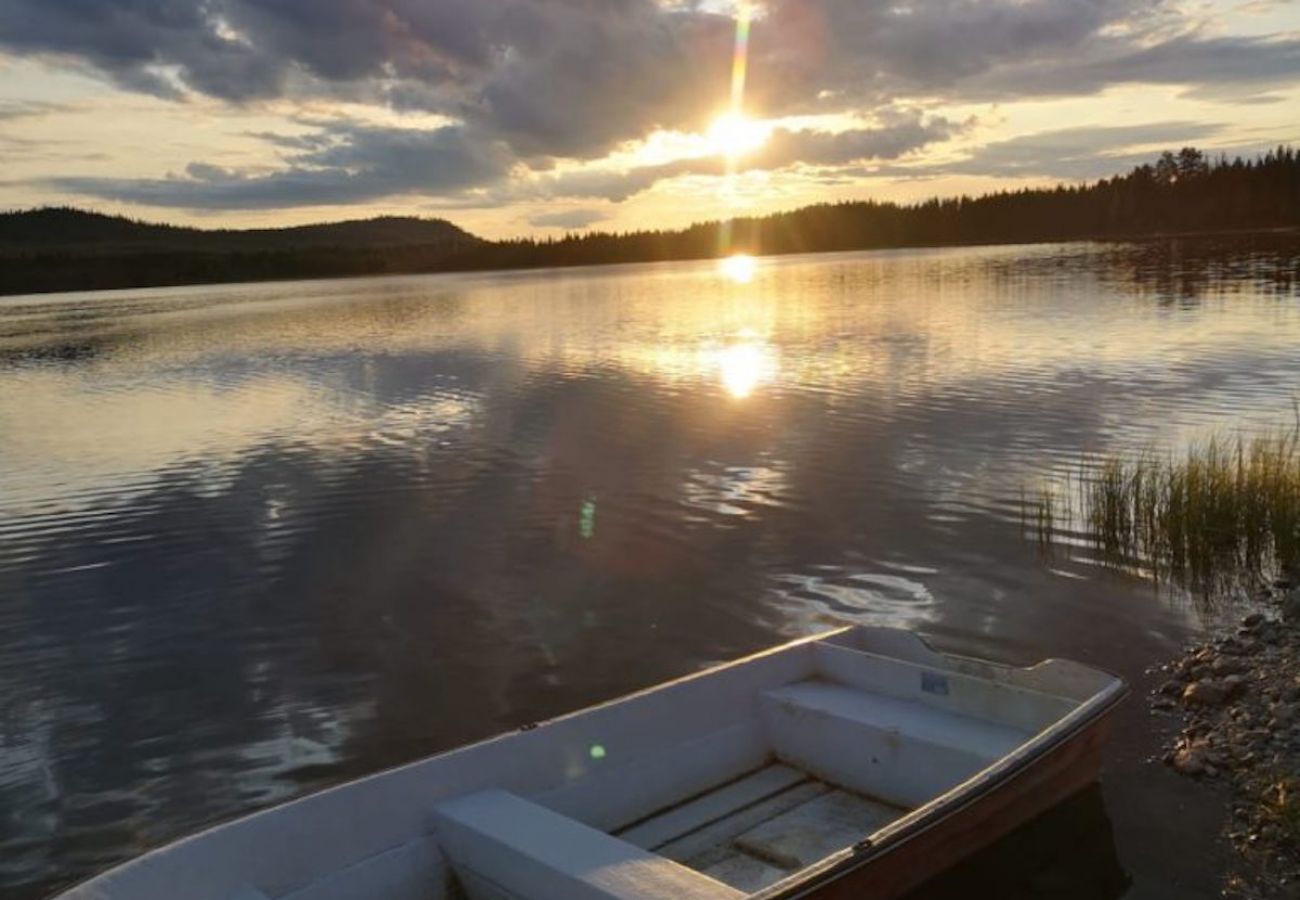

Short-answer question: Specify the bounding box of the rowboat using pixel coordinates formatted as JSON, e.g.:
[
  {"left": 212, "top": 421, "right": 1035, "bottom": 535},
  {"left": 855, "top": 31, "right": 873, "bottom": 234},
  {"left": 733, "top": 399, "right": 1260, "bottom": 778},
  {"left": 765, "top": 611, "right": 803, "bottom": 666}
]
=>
[{"left": 54, "top": 626, "right": 1126, "bottom": 900}]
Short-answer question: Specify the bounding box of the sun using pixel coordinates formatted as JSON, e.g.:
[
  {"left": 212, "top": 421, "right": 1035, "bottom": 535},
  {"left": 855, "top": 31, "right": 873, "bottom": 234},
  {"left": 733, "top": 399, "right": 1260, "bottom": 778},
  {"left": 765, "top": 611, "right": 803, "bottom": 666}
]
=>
[{"left": 707, "top": 113, "right": 770, "bottom": 159}]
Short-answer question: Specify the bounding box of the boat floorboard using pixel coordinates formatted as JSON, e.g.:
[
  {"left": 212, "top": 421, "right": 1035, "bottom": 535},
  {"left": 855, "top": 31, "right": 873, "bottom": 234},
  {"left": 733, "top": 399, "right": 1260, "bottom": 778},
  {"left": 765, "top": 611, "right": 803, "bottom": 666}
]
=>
[{"left": 616, "top": 764, "right": 909, "bottom": 894}]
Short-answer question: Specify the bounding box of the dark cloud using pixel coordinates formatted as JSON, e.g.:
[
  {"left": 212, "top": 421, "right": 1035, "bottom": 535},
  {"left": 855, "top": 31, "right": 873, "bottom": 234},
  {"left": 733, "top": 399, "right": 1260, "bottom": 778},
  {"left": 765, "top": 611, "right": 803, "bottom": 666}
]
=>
[
  {"left": 0, "top": 0, "right": 732, "bottom": 156},
  {"left": 527, "top": 208, "right": 610, "bottom": 229},
  {"left": 3, "top": 0, "right": 1298, "bottom": 162},
  {"left": 529, "top": 110, "right": 959, "bottom": 201},
  {"left": 53, "top": 123, "right": 514, "bottom": 209},
  {"left": 0, "top": 0, "right": 280, "bottom": 100},
  {"left": 52, "top": 107, "right": 957, "bottom": 208},
  {"left": 967, "top": 34, "right": 1300, "bottom": 101},
  {"left": 747, "top": 0, "right": 1139, "bottom": 109},
  {"left": 876, "top": 121, "right": 1228, "bottom": 181},
  {"left": 5, "top": 0, "right": 1299, "bottom": 215},
  {"left": 758, "top": 111, "right": 962, "bottom": 168}
]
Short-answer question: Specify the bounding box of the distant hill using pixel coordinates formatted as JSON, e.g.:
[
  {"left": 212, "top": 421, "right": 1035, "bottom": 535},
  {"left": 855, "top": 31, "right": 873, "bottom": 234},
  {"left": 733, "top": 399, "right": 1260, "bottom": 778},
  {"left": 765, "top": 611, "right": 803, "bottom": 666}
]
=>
[
  {"left": 0, "top": 208, "right": 477, "bottom": 252},
  {"left": 0, "top": 209, "right": 482, "bottom": 295},
  {"left": 2, "top": 146, "right": 1296, "bottom": 296}
]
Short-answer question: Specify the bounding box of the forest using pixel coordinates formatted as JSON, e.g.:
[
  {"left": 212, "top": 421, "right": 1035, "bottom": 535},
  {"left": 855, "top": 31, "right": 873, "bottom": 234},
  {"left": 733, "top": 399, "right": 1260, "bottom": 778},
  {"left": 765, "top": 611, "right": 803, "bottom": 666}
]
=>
[{"left": 2, "top": 146, "right": 1296, "bottom": 296}]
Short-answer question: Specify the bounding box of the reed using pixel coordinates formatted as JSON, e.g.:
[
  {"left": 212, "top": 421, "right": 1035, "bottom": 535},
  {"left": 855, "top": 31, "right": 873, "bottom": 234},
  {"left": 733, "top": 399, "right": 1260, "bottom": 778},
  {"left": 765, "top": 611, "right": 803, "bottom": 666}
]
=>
[{"left": 1035, "top": 423, "right": 1300, "bottom": 595}]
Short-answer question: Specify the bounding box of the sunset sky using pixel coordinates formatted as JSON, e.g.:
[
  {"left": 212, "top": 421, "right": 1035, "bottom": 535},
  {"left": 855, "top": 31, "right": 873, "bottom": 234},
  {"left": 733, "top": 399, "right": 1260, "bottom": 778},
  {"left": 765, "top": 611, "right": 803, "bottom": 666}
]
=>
[{"left": 1, "top": 0, "right": 1298, "bottom": 238}]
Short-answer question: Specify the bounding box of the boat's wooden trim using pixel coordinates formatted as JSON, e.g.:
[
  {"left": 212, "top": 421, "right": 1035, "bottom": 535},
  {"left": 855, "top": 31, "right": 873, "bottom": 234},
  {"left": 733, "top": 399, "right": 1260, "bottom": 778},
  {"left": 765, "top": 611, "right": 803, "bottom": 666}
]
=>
[{"left": 755, "top": 677, "right": 1128, "bottom": 899}]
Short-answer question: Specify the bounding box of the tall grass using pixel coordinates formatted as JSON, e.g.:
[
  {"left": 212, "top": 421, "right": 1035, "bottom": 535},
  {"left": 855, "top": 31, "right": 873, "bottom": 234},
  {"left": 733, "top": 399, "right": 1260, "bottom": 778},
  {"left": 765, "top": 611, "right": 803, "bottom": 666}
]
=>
[{"left": 1034, "top": 423, "right": 1300, "bottom": 597}]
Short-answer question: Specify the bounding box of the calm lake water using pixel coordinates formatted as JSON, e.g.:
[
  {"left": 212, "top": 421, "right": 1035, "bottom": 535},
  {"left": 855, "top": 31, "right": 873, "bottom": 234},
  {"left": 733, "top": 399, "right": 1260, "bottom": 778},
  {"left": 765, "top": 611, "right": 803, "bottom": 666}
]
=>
[{"left": 2, "top": 235, "right": 1298, "bottom": 899}]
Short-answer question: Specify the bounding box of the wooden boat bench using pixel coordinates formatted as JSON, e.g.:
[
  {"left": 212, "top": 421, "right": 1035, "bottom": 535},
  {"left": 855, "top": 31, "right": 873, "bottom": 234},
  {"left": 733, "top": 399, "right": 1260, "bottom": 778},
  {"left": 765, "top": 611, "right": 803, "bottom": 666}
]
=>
[{"left": 433, "top": 789, "right": 744, "bottom": 900}]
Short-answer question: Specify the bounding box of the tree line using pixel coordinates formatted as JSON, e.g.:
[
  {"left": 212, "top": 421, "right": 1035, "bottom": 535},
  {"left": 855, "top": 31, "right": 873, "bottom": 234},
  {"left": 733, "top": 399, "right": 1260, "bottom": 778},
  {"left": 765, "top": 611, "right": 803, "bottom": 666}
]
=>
[
  {"left": 1, "top": 146, "right": 1296, "bottom": 296},
  {"left": 444, "top": 146, "right": 1300, "bottom": 270}
]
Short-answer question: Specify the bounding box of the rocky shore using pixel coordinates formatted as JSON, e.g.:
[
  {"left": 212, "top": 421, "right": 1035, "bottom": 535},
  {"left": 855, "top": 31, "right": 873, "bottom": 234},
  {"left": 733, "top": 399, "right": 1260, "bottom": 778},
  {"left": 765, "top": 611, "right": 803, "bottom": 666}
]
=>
[{"left": 1151, "top": 582, "right": 1300, "bottom": 898}]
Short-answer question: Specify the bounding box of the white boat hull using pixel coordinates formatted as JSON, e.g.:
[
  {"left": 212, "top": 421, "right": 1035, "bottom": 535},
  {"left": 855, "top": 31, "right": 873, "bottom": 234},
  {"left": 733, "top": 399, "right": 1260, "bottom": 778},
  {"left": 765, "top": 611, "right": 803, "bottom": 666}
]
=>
[{"left": 52, "top": 626, "right": 1126, "bottom": 900}]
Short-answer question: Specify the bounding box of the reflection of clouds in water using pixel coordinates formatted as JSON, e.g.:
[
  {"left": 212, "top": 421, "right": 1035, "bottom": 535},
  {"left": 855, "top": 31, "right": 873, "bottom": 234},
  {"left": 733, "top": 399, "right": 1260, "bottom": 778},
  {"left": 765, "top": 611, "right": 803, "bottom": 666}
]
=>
[
  {"left": 0, "top": 369, "right": 481, "bottom": 521},
  {"left": 0, "top": 697, "right": 62, "bottom": 841},
  {"left": 0, "top": 676, "right": 370, "bottom": 867},
  {"left": 2, "top": 237, "right": 1298, "bottom": 896},
  {"left": 681, "top": 463, "right": 789, "bottom": 519},
  {"left": 0, "top": 373, "right": 329, "bottom": 515},
  {"left": 768, "top": 568, "right": 937, "bottom": 632}
]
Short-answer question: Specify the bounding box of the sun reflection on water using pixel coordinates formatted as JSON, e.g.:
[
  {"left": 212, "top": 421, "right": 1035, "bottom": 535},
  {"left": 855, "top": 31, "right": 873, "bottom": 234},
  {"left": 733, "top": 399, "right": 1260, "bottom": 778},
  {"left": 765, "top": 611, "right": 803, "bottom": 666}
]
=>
[
  {"left": 719, "top": 253, "right": 758, "bottom": 284},
  {"left": 715, "top": 332, "right": 776, "bottom": 399}
]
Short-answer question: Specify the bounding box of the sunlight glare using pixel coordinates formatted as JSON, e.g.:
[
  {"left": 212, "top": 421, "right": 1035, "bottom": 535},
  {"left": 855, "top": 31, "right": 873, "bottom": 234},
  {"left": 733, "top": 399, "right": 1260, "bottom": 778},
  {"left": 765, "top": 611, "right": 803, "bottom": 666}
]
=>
[
  {"left": 719, "top": 253, "right": 758, "bottom": 283},
  {"left": 717, "top": 342, "right": 772, "bottom": 399},
  {"left": 707, "top": 113, "right": 770, "bottom": 160}
]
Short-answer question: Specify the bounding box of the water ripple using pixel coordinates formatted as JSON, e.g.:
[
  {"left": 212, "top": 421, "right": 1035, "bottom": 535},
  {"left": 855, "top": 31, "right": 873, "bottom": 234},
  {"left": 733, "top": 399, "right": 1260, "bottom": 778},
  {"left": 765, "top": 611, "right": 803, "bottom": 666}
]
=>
[{"left": 1, "top": 235, "right": 1298, "bottom": 896}]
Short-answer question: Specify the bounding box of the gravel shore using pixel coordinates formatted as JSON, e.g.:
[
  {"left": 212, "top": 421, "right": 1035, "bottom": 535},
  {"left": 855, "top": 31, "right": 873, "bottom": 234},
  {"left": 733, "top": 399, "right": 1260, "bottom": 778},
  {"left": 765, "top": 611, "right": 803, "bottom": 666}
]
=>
[{"left": 1150, "top": 583, "right": 1300, "bottom": 898}]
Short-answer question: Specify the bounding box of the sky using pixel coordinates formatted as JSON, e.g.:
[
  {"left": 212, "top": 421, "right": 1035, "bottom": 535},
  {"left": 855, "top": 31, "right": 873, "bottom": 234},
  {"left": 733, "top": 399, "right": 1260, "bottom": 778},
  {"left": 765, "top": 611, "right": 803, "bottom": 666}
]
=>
[{"left": 0, "top": 0, "right": 1298, "bottom": 239}]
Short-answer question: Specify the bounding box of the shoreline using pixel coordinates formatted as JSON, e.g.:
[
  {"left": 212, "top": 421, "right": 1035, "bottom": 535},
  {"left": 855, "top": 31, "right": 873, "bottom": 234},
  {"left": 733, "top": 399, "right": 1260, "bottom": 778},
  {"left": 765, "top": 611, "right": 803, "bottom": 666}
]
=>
[
  {"left": 1152, "top": 580, "right": 1300, "bottom": 898},
  {"left": 2, "top": 225, "right": 1297, "bottom": 301}
]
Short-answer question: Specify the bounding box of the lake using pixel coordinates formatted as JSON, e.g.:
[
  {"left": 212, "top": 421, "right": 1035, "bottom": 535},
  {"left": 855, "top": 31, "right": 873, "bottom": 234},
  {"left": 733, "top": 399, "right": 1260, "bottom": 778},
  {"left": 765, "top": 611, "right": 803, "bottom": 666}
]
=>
[{"left": 2, "top": 235, "right": 1298, "bottom": 899}]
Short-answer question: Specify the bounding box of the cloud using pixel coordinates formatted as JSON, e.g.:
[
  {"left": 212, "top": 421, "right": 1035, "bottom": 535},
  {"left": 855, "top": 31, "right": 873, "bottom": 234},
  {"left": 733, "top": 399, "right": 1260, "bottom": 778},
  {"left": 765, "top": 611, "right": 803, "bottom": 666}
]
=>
[
  {"left": 745, "top": 0, "right": 1300, "bottom": 111},
  {"left": 0, "top": 99, "right": 67, "bottom": 121},
  {"left": 0, "top": 0, "right": 732, "bottom": 157},
  {"left": 757, "top": 111, "right": 962, "bottom": 168},
  {"left": 3, "top": 0, "right": 1298, "bottom": 164},
  {"left": 53, "top": 123, "right": 515, "bottom": 209},
  {"left": 528, "top": 110, "right": 960, "bottom": 202},
  {"left": 527, "top": 208, "right": 610, "bottom": 229},
  {"left": 967, "top": 34, "right": 1300, "bottom": 101},
  {"left": 51, "top": 106, "right": 960, "bottom": 209},
  {"left": 884, "top": 121, "right": 1228, "bottom": 181},
  {"left": 5, "top": 0, "right": 1299, "bottom": 215}
]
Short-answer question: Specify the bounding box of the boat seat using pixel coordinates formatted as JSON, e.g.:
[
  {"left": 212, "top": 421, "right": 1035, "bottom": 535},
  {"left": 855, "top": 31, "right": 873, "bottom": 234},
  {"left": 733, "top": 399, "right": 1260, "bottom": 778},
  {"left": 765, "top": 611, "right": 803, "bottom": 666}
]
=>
[
  {"left": 433, "top": 789, "right": 744, "bottom": 900},
  {"left": 760, "top": 680, "right": 1029, "bottom": 808}
]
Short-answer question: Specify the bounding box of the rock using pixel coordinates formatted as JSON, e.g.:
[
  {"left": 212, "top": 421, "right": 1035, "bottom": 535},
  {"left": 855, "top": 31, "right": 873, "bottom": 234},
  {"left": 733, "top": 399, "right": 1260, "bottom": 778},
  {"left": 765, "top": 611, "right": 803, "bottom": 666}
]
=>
[
  {"left": 1183, "top": 678, "right": 1242, "bottom": 706},
  {"left": 1159, "top": 679, "right": 1185, "bottom": 696},
  {"left": 1212, "top": 657, "right": 1246, "bottom": 676},
  {"left": 1171, "top": 745, "right": 1209, "bottom": 776},
  {"left": 1282, "top": 589, "right": 1300, "bottom": 622}
]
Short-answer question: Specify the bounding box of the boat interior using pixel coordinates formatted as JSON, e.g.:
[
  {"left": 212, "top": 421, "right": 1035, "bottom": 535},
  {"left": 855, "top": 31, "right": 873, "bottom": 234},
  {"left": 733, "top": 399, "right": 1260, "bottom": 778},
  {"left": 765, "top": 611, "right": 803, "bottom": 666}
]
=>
[{"left": 65, "top": 627, "right": 1119, "bottom": 900}]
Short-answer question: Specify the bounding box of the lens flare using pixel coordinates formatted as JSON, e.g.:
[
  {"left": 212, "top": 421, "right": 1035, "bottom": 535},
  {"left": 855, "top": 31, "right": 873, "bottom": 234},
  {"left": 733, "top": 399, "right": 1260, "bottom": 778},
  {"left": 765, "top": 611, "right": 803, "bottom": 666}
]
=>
[
  {"left": 717, "top": 3, "right": 759, "bottom": 257},
  {"left": 729, "top": 4, "right": 752, "bottom": 114}
]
